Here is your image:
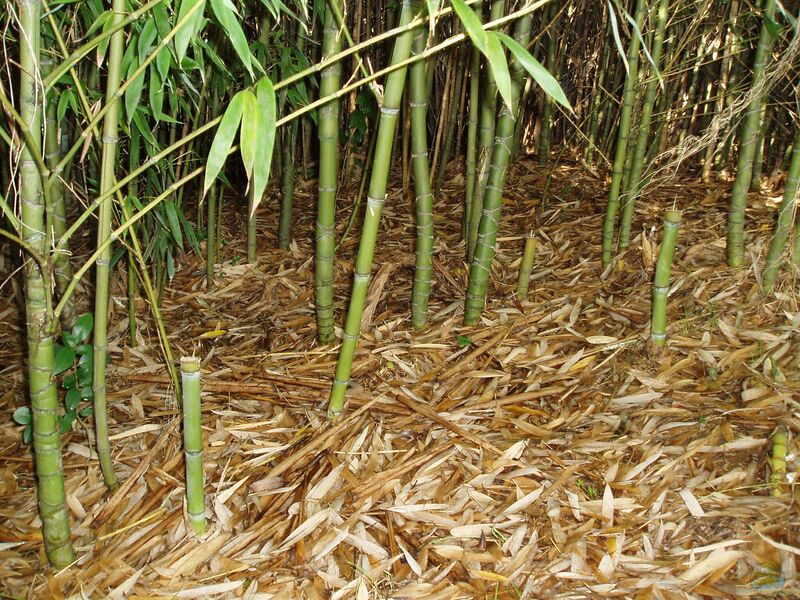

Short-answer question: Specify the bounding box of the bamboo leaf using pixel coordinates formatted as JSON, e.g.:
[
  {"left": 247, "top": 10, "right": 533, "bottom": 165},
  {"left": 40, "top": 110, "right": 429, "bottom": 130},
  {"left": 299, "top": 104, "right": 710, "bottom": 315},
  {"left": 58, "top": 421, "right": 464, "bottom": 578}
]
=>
[
  {"left": 239, "top": 90, "right": 258, "bottom": 181},
  {"left": 621, "top": 5, "right": 663, "bottom": 90},
  {"left": 174, "top": 0, "right": 206, "bottom": 64},
  {"left": 209, "top": 0, "right": 256, "bottom": 78},
  {"left": 56, "top": 88, "right": 77, "bottom": 126},
  {"left": 251, "top": 76, "right": 277, "bottom": 212},
  {"left": 155, "top": 42, "right": 172, "bottom": 82},
  {"left": 450, "top": 0, "right": 488, "bottom": 54},
  {"left": 485, "top": 32, "right": 512, "bottom": 111},
  {"left": 163, "top": 200, "right": 184, "bottom": 251},
  {"left": 426, "top": 0, "right": 441, "bottom": 35},
  {"left": 606, "top": 0, "right": 629, "bottom": 74},
  {"left": 149, "top": 64, "right": 165, "bottom": 122},
  {"left": 124, "top": 58, "right": 145, "bottom": 125},
  {"left": 137, "top": 18, "right": 158, "bottom": 63},
  {"left": 152, "top": 0, "right": 172, "bottom": 46},
  {"left": 496, "top": 32, "right": 572, "bottom": 111},
  {"left": 203, "top": 90, "right": 245, "bottom": 195}
]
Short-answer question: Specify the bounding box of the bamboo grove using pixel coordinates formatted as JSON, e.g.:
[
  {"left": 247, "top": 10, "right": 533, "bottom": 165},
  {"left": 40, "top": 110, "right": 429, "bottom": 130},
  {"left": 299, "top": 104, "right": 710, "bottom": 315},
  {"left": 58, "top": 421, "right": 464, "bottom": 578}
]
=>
[{"left": 1, "top": 0, "right": 798, "bottom": 568}]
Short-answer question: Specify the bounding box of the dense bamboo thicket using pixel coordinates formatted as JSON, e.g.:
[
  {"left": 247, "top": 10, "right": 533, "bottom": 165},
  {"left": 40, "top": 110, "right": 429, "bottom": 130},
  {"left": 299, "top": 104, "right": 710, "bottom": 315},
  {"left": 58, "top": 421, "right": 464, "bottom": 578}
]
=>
[{"left": 1, "top": 0, "right": 799, "bottom": 591}]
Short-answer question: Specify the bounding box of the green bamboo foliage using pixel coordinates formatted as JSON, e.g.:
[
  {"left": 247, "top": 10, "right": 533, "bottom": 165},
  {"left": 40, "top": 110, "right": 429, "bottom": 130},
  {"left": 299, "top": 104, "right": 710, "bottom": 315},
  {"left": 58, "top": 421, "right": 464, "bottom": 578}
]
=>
[
  {"left": 181, "top": 356, "right": 205, "bottom": 536},
  {"left": 727, "top": 0, "right": 777, "bottom": 268},
  {"left": 315, "top": 0, "right": 343, "bottom": 345},
  {"left": 618, "top": 0, "right": 668, "bottom": 249},
  {"left": 762, "top": 129, "right": 800, "bottom": 293},
  {"left": 600, "top": 0, "right": 646, "bottom": 267},
  {"left": 409, "top": 17, "right": 434, "bottom": 329},
  {"left": 327, "top": 0, "right": 416, "bottom": 417},
  {"left": 464, "top": 15, "right": 533, "bottom": 325},
  {"left": 18, "top": 0, "right": 75, "bottom": 568},
  {"left": 650, "top": 209, "right": 681, "bottom": 349},
  {"left": 516, "top": 233, "right": 536, "bottom": 298},
  {"left": 91, "top": 0, "right": 126, "bottom": 492}
]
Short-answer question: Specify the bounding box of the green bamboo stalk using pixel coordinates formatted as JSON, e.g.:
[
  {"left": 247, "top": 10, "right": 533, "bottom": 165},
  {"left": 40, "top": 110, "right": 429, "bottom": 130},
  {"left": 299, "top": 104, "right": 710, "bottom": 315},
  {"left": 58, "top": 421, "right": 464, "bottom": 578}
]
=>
[
  {"left": 18, "top": 0, "right": 75, "bottom": 568},
  {"left": 618, "top": 0, "right": 668, "bottom": 249},
  {"left": 703, "top": 0, "right": 739, "bottom": 180},
  {"left": 464, "top": 14, "right": 533, "bottom": 325},
  {"left": 468, "top": 0, "right": 506, "bottom": 262},
  {"left": 328, "top": 0, "right": 416, "bottom": 417},
  {"left": 434, "top": 47, "right": 466, "bottom": 196},
  {"left": 91, "top": 0, "right": 126, "bottom": 492},
  {"left": 600, "top": 0, "right": 646, "bottom": 267},
  {"left": 585, "top": 29, "right": 609, "bottom": 165},
  {"left": 762, "top": 129, "right": 800, "bottom": 294},
  {"left": 206, "top": 91, "right": 222, "bottom": 287},
  {"left": 650, "top": 209, "right": 681, "bottom": 349},
  {"left": 750, "top": 103, "right": 769, "bottom": 191},
  {"left": 727, "top": 0, "right": 777, "bottom": 268},
  {"left": 277, "top": 121, "right": 297, "bottom": 249},
  {"left": 463, "top": 47, "right": 480, "bottom": 241},
  {"left": 538, "top": 4, "right": 557, "bottom": 166},
  {"left": 42, "top": 57, "right": 77, "bottom": 332},
  {"left": 516, "top": 233, "right": 537, "bottom": 299},
  {"left": 409, "top": 14, "right": 433, "bottom": 329},
  {"left": 316, "top": 0, "right": 343, "bottom": 345},
  {"left": 247, "top": 184, "right": 257, "bottom": 264},
  {"left": 181, "top": 356, "right": 205, "bottom": 536}
]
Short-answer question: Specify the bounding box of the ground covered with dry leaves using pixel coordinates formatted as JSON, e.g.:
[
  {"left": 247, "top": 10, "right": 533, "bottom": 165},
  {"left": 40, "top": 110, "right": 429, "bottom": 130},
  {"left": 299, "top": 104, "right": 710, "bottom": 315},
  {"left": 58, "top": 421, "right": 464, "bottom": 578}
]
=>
[{"left": 1, "top": 159, "right": 799, "bottom": 599}]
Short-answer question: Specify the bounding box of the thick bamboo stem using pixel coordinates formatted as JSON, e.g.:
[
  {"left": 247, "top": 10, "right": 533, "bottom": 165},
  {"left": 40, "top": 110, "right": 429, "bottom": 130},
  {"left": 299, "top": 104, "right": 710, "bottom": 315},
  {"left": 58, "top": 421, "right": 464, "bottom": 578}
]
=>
[
  {"left": 650, "top": 210, "right": 681, "bottom": 349},
  {"left": 762, "top": 129, "right": 800, "bottom": 293},
  {"left": 727, "top": 0, "right": 777, "bottom": 268},
  {"left": 181, "top": 356, "right": 205, "bottom": 535},
  {"left": 409, "top": 15, "right": 434, "bottom": 329},
  {"left": 18, "top": 0, "right": 75, "bottom": 568},
  {"left": 600, "top": 0, "right": 646, "bottom": 267},
  {"left": 328, "top": 0, "right": 416, "bottom": 417},
  {"left": 316, "top": 0, "right": 343, "bottom": 344}
]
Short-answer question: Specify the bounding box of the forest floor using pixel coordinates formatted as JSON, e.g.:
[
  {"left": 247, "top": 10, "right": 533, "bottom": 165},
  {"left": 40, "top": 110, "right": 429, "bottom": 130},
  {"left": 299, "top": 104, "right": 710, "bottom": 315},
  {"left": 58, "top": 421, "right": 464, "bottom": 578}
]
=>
[{"left": 1, "top": 158, "right": 799, "bottom": 599}]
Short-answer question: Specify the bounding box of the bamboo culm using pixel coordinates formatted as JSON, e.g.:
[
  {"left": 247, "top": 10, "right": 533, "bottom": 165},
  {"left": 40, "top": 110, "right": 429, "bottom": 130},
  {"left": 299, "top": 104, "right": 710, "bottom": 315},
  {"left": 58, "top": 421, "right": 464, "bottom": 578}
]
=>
[
  {"left": 409, "top": 15, "right": 434, "bottom": 329},
  {"left": 468, "top": 0, "right": 506, "bottom": 262},
  {"left": 327, "top": 0, "right": 417, "bottom": 417},
  {"left": 650, "top": 210, "right": 681, "bottom": 348},
  {"left": 618, "top": 0, "right": 669, "bottom": 249},
  {"left": 516, "top": 234, "right": 537, "bottom": 299},
  {"left": 315, "top": 0, "right": 343, "bottom": 345},
  {"left": 42, "top": 56, "right": 76, "bottom": 332},
  {"left": 464, "top": 13, "right": 533, "bottom": 325},
  {"left": 727, "top": 0, "right": 777, "bottom": 267},
  {"left": 19, "top": 0, "right": 76, "bottom": 568},
  {"left": 600, "top": 0, "right": 646, "bottom": 267},
  {"left": 463, "top": 47, "right": 480, "bottom": 241},
  {"left": 762, "top": 129, "right": 800, "bottom": 293},
  {"left": 181, "top": 356, "right": 206, "bottom": 536},
  {"left": 91, "top": 0, "right": 126, "bottom": 492},
  {"left": 538, "top": 4, "right": 558, "bottom": 166}
]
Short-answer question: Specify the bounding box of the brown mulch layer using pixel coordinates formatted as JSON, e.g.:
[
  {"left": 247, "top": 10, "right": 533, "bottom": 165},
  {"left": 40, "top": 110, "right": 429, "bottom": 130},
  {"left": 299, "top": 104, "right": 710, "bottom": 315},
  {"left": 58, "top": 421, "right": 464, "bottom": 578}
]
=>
[{"left": 1, "top": 158, "right": 799, "bottom": 599}]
